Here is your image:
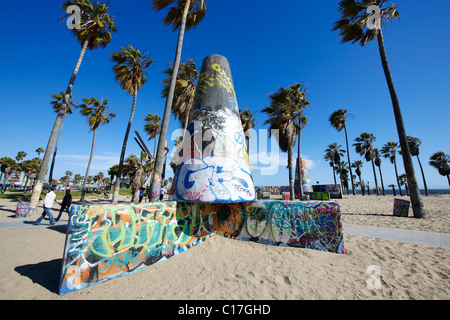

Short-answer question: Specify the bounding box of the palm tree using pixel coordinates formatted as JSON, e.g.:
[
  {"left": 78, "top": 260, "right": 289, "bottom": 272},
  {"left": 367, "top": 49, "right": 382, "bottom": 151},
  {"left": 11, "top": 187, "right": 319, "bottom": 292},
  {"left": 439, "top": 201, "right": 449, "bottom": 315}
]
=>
[
  {"left": 324, "top": 143, "right": 346, "bottom": 186},
  {"left": 353, "top": 132, "right": 380, "bottom": 195},
  {"left": 0, "top": 157, "right": 15, "bottom": 191},
  {"left": 373, "top": 148, "right": 385, "bottom": 195},
  {"left": 96, "top": 172, "right": 104, "bottom": 188},
  {"left": 407, "top": 136, "right": 429, "bottom": 196},
  {"left": 335, "top": 161, "right": 349, "bottom": 195},
  {"left": 35, "top": 148, "right": 44, "bottom": 160},
  {"left": 352, "top": 160, "right": 364, "bottom": 195},
  {"left": 150, "top": 0, "right": 207, "bottom": 201},
  {"left": 86, "top": 176, "right": 93, "bottom": 190},
  {"left": 15, "top": 151, "right": 27, "bottom": 187},
  {"left": 48, "top": 91, "right": 75, "bottom": 185},
  {"left": 333, "top": 0, "right": 425, "bottom": 218},
  {"left": 324, "top": 150, "right": 337, "bottom": 185},
  {"left": 388, "top": 184, "right": 396, "bottom": 196},
  {"left": 22, "top": 158, "right": 42, "bottom": 189},
  {"left": 65, "top": 170, "right": 73, "bottom": 187},
  {"left": 108, "top": 164, "right": 119, "bottom": 188},
  {"left": 398, "top": 174, "right": 409, "bottom": 196},
  {"left": 381, "top": 141, "right": 403, "bottom": 196},
  {"left": 162, "top": 59, "right": 199, "bottom": 130},
  {"left": 77, "top": 97, "right": 116, "bottom": 201},
  {"left": 73, "top": 173, "right": 82, "bottom": 186},
  {"left": 262, "top": 83, "right": 310, "bottom": 199},
  {"left": 111, "top": 45, "right": 153, "bottom": 204},
  {"left": 429, "top": 151, "right": 450, "bottom": 188},
  {"left": 123, "top": 152, "right": 153, "bottom": 202},
  {"left": 329, "top": 109, "right": 356, "bottom": 195},
  {"left": 29, "top": 0, "right": 117, "bottom": 213},
  {"left": 239, "top": 108, "right": 256, "bottom": 153},
  {"left": 144, "top": 113, "right": 161, "bottom": 159},
  {"left": 64, "top": 170, "right": 72, "bottom": 187},
  {"left": 15, "top": 151, "right": 27, "bottom": 163}
]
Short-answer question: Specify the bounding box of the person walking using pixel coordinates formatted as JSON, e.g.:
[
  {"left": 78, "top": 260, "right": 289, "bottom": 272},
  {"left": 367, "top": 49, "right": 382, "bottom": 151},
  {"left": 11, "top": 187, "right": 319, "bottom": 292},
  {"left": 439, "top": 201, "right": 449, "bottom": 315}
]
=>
[
  {"left": 159, "top": 187, "right": 165, "bottom": 201},
  {"left": 55, "top": 189, "right": 72, "bottom": 222},
  {"left": 34, "top": 187, "right": 57, "bottom": 225},
  {"left": 139, "top": 188, "right": 145, "bottom": 203}
]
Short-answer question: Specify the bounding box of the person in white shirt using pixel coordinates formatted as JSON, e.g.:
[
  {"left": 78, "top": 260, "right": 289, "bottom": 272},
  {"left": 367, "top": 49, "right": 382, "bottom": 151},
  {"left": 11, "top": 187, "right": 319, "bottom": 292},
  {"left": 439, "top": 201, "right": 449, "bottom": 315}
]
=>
[
  {"left": 159, "top": 187, "right": 165, "bottom": 201},
  {"left": 34, "top": 187, "right": 57, "bottom": 225}
]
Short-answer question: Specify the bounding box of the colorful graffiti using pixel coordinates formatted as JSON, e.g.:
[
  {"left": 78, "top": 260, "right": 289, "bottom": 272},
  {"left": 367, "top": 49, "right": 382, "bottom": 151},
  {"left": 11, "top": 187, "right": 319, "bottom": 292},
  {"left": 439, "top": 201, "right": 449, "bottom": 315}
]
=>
[
  {"left": 163, "top": 201, "right": 343, "bottom": 252},
  {"left": 58, "top": 200, "right": 345, "bottom": 295},
  {"left": 309, "top": 192, "right": 331, "bottom": 201},
  {"left": 15, "top": 202, "right": 30, "bottom": 218},
  {"left": 295, "top": 158, "right": 313, "bottom": 194},
  {"left": 313, "top": 184, "right": 343, "bottom": 199},
  {"left": 58, "top": 202, "right": 211, "bottom": 295},
  {"left": 393, "top": 199, "right": 410, "bottom": 217},
  {"left": 170, "top": 54, "right": 255, "bottom": 203}
]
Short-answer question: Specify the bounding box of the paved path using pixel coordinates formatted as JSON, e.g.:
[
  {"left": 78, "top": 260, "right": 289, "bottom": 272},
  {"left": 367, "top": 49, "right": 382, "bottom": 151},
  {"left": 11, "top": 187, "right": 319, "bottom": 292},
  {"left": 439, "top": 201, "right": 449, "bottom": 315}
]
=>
[
  {"left": 1, "top": 218, "right": 449, "bottom": 249},
  {"left": 343, "top": 224, "right": 450, "bottom": 249}
]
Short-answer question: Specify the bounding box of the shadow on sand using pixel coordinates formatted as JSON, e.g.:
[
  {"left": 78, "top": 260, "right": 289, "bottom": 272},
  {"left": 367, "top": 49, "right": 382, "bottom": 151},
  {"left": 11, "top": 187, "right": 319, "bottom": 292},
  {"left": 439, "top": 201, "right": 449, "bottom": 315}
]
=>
[{"left": 15, "top": 259, "right": 62, "bottom": 294}]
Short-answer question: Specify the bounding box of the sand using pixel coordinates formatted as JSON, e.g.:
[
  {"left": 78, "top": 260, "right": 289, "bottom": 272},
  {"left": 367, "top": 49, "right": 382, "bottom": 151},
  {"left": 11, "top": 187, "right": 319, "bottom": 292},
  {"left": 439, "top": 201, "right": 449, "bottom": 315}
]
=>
[{"left": 0, "top": 194, "right": 449, "bottom": 300}]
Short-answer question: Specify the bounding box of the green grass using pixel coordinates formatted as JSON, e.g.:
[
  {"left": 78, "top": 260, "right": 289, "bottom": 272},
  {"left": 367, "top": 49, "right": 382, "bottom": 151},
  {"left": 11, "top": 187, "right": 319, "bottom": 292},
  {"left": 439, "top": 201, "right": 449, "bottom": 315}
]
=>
[{"left": 0, "top": 188, "right": 134, "bottom": 202}]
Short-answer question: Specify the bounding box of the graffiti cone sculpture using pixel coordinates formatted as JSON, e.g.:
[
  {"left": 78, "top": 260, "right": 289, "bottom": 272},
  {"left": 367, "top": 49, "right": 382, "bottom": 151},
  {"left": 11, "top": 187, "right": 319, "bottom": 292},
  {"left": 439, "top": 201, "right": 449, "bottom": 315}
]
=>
[{"left": 170, "top": 54, "right": 255, "bottom": 203}]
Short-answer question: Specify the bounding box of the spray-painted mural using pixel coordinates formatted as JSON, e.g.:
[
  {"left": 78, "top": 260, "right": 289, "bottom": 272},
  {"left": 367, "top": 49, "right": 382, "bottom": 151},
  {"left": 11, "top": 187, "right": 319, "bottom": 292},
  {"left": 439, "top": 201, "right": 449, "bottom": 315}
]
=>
[
  {"left": 309, "top": 192, "right": 331, "bottom": 201},
  {"left": 211, "top": 201, "right": 344, "bottom": 253},
  {"left": 170, "top": 54, "right": 255, "bottom": 203},
  {"left": 295, "top": 158, "right": 313, "bottom": 194},
  {"left": 58, "top": 202, "right": 211, "bottom": 295},
  {"left": 57, "top": 54, "right": 345, "bottom": 296},
  {"left": 313, "top": 185, "right": 343, "bottom": 199},
  {"left": 59, "top": 200, "right": 344, "bottom": 295}
]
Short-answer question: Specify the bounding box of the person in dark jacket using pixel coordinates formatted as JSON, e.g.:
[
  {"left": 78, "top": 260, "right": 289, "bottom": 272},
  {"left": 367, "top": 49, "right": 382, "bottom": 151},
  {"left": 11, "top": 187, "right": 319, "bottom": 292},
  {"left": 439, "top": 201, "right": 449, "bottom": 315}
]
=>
[{"left": 55, "top": 189, "right": 72, "bottom": 222}]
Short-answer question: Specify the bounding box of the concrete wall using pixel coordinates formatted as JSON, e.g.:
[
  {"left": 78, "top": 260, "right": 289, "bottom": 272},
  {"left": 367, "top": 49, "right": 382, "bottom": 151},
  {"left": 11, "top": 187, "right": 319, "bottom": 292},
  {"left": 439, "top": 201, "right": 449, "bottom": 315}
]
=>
[{"left": 59, "top": 200, "right": 344, "bottom": 295}]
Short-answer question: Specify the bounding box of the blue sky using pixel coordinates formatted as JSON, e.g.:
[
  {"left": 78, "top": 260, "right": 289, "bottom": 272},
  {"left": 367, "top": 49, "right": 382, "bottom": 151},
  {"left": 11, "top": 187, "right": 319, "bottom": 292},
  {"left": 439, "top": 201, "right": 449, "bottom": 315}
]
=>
[{"left": 0, "top": 0, "right": 449, "bottom": 190}]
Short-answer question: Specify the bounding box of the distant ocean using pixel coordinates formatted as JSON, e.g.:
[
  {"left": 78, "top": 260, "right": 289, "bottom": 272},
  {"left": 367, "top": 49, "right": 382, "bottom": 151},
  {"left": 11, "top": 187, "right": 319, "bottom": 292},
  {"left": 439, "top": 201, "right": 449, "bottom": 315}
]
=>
[{"left": 352, "top": 189, "right": 450, "bottom": 196}]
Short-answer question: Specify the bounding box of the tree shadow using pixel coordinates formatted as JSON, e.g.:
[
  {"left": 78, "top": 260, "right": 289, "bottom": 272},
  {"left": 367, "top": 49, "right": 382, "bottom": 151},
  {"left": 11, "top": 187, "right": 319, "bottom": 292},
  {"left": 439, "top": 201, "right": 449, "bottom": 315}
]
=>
[
  {"left": 15, "top": 259, "right": 62, "bottom": 294},
  {"left": 341, "top": 212, "right": 396, "bottom": 218},
  {"left": 21, "top": 221, "right": 68, "bottom": 234}
]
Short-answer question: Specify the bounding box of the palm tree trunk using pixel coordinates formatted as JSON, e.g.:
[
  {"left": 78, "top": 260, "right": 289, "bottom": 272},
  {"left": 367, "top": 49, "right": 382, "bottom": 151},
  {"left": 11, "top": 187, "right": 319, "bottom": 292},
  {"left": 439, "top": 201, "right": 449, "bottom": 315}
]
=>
[
  {"left": 150, "top": 0, "right": 191, "bottom": 202},
  {"left": 297, "top": 130, "right": 303, "bottom": 199},
  {"left": 29, "top": 38, "right": 90, "bottom": 213},
  {"left": 371, "top": 159, "right": 379, "bottom": 195},
  {"left": 359, "top": 175, "right": 364, "bottom": 195},
  {"left": 377, "top": 30, "right": 425, "bottom": 218},
  {"left": 416, "top": 155, "right": 429, "bottom": 196},
  {"left": 81, "top": 128, "right": 97, "bottom": 201},
  {"left": 48, "top": 111, "right": 67, "bottom": 185},
  {"left": 112, "top": 87, "right": 138, "bottom": 204},
  {"left": 447, "top": 174, "right": 450, "bottom": 188},
  {"left": 378, "top": 166, "right": 385, "bottom": 196},
  {"left": 288, "top": 148, "right": 294, "bottom": 201},
  {"left": 331, "top": 161, "right": 337, "bottom": 185},
  {"left": 153, "top": 134, "right": 158, "bottom": 160},
  {"left": 344, "top": 125, "right": 356, "bottom": 195},
  {"left": 393, "top": 158, "right": 403, "bottom": 196}
]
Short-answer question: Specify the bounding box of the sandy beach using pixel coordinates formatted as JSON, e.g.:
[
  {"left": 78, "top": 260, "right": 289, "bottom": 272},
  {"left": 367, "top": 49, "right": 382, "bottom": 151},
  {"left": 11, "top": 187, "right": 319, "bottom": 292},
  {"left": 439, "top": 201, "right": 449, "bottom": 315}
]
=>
[{"left": 0, "top": 194, "right": 449, "bottom": 300}]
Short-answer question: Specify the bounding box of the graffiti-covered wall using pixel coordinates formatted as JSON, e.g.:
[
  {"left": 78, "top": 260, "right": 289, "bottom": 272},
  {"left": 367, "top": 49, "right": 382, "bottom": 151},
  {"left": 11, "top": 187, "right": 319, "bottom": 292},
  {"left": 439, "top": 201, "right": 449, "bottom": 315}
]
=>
[
  {"left": 179, "top": 201, "right": 344, "bottom": 253},
  {"left": 59, "top": 200, "right": 344, "bottom": 295},
  {"left": 58, "top": 202, "right": 211, "bottom": 295}
]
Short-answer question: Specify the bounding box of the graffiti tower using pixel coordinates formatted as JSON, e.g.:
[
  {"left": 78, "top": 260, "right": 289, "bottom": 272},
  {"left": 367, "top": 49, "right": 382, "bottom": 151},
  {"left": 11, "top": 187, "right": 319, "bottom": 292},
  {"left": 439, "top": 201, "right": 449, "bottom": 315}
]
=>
[{"left": 170, "top": 54, "right": 255, "bottom": 203}]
